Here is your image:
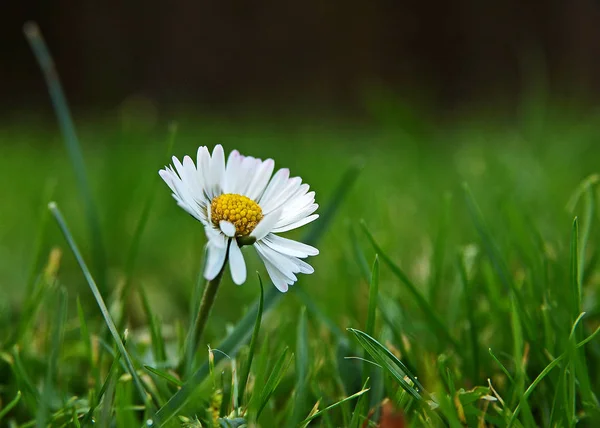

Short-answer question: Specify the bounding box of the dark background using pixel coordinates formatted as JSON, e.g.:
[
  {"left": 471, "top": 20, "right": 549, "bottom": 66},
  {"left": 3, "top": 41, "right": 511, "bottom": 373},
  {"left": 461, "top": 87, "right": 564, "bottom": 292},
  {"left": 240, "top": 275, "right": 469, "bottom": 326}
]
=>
[{"left": 2, "top": 0, "right": 600, "bottom": 115}]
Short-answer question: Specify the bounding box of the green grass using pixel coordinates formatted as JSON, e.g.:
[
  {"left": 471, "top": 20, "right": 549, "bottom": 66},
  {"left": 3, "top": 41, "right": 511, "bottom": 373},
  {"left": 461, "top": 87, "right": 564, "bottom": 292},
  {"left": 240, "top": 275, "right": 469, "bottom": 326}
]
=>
[{"left": 2, "top": 102, "right": 600, "bottom": 426}]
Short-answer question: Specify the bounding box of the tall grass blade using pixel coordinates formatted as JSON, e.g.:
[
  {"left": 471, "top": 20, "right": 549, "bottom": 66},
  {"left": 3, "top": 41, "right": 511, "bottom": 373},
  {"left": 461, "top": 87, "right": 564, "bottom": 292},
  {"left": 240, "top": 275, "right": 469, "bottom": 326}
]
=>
[
  {"left": 507, "top": 317, "right": 600, "bottom": 426},
  {"left": 300, "top": 385, "right": 370, "bottom": 427},
  {"left": 364, "top": 256, "right": 383, "bottom": 412},
  {"left": 360, "top": 221, "right": 461, "bottom": 353},
  {"left": 349, "top": 379, "right": 371, "bottom": 428},
  {"left": 121, "top": 123, "right": 178, "bottom": 306},
  {"left": 37, "top": 287, "right": 67, "bottom": 428},
  {"left": 152, "top": 164, "right": 360, "bottom": 425},
  {"left": 143, "top": 366, "right": 183, "bottom": 388},
  {"left": 0, "top": 391, "right": 22, "bottom": 423},
  {"left": 81, "top": 332, "right": 128, "bottom": 426},
  {"left": 255, "top": 347, "right": 294, "bottom": 420},
  {"left": 48, "top": 202, "right": 148, "bottom": 407},
  {"left": 139, "top": 286, "right": 167, "bottom": 363},
  {"left": 457, "top": 254, "right": 479, "bottom": 381},
  {"left": 24, "top": 22, "right": 106, "bottom": 293},
  {"left": 289, "top": 307, "right": 309, "bottom": 426},
  {"left": 238, "top": 275, "right": 264, "bottom": 406},
  {"left": 348, "top": 328, "right": 423, "bottom": 400}
]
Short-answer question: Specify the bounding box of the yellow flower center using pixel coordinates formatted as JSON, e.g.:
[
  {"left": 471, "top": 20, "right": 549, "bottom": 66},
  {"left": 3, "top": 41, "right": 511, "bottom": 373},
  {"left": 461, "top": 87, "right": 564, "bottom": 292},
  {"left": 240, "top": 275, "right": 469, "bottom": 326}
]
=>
[{"left": 211, "top": 193, "right": 263, "bottom": 236}]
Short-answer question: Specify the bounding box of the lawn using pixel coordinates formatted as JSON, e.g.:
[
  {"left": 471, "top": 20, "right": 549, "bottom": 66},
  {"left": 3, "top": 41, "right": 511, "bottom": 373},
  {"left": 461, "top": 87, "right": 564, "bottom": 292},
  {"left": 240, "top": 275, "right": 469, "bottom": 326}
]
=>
[{"left": 1, "top": 102, "right": 600, "bottom": 426}]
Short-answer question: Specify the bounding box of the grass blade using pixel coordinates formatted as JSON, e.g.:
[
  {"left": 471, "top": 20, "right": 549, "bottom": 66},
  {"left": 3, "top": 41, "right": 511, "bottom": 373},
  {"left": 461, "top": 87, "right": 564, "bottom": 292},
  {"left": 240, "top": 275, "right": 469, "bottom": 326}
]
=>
[
  {"left": 24, "top": 22, "right": 106, "bottom": 293},
  {"left": 457, "top": 254, "right": 480, "bottom": 381},
  {"left": 300, "top": 385, "right": 370, "bottom": 427},
  {"left": 120, "top": 123, "right": 178, "bottom": 310},
  {"left": 48, "top": 202, "right": 148, "bottom": 407},
  {"left": 364, "top": 256, "right": 383, "bottom": 412},
  {"left": 139, "top": 286, "right": 167, "bottom": 363},
  {"left": 507, "top": 317, "right": 600, "bottom": 426},
  {"left": 152, "top": 164, "right": 361, "bottom": 425},
  {"left": 37, "top": 287, "right": 67, "bottom": 428},
  {"left": 347, "top": 328, "right": 423, "bottom": 400},
  {"left": 238, "top": 275, "right": 264, "bottom": 406},
  {"left": 349, "top": 379, "right": 371, "bottom": 428},
  {"left": 360, "top": 221, "right": 461, "bottom": 353},
  {"left": 365, "top": 256, "right": 379, "bottom": 339},
  {"left": 81, "top": 332, "right": 128, "bottom": 426},
  {"left": 289, "top": 307, "right": 309, "bottom": 426},
  {"left": 255, "top": 347, "right": 294, "bottom": 420},
  {"left": 143, "top": 366, "right": 183, "bottom": 388},
  {"left": 0, "top": 391, "right": 22, "bottom": 422}
]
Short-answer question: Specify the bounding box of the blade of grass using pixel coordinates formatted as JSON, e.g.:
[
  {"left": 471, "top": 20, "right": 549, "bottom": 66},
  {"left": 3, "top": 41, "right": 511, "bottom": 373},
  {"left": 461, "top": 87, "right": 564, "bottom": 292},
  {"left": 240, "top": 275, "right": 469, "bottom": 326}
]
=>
[
  {"left": 25, "top": 180, "right": 56, "bottom": 298},
  {"left": 567, "top": 217, "right": 598, "bottom": 418},
  {"left": 255, "top": 347, "right": 294, "bottom": 420},
  {"left": 349, "top": 225, "right": 371, "bottom": 282},
  {"left": 152, "top": 164, "right": 361, "bottom": 425},
  {"left": 462, "top": 183, "right": 533, "bottom": 341},
  {"left": 139, "top": 286, "right": 167, "bottom": 363},
  {"left": 24, "top": 22, "right": 106, "bottom": 293},
  {"left": 289, "top": 307, "right": 309, "bottom": 426},
  {"left": 364, "top": 256, "right": 382, "bottom": 413},
  {"left": 300, "top": 385, "right": 370, "bottom": 427},
  {"left": 488, "top": 348, "right": 514, "bottom": 384},
  {"left": 360, "top": 221, "right": 461, "bottom": 354},
  {"left": 143, "top": 366, "right": 183, "bottom": 388},
  {"left": 507, "top": 315, "right": 600, "bottom": 426},
  {"left": 457, "top": 254, "right": 480, "bottom": 382},
  {"left": 570, "top": 218, "right": 581, "bottom": 318},
  {"left": 349, "top": 379, "right": 371, "bottom": 428},
  {"left": 348, "top": 328, "right": 423, "bottom": 400},
  {"left": 120, "top": 123, "right": 178, "bottom": 308},
  {"left": 49, "top": 202, "right": 149, "bottom": 407},
  {"left": 77, "top": 297, "right": 100, "bottom": 391},
  {"left": 238, "top": 275, "right": 264, "bottom": 406},
  {"left": 81, "top": 332, "right": 128, "bottom": 426},
  {"left": 37, "top": 286, "right": 67, "bottom": 428},
  {"left": 0, "top": 391, "right": 22, "bottom": 422},
  {"left": 429, "top": 192, "right": 451, "bottom": 303}
]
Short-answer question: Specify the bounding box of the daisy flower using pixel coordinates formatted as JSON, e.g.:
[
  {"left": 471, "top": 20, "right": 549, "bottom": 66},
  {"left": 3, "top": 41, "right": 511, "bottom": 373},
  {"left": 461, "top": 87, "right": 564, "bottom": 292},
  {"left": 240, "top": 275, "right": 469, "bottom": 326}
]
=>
[{"left": 159, "top": 145, "right": 319, "bottom": 292}]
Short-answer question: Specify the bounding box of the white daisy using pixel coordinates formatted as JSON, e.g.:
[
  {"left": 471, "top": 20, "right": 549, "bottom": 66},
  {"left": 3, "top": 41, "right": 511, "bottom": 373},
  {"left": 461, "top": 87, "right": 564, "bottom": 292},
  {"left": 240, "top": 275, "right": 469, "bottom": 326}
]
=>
[{"left": 159, "top": 145, "right": 319, "bottom": 292}]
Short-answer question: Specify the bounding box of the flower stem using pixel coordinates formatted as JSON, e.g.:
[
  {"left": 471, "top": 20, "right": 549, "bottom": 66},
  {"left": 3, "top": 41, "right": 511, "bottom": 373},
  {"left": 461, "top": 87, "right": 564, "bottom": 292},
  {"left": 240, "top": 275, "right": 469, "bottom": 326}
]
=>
[{"left": 190, "top": 258, "right": 227, "bottom": 365}]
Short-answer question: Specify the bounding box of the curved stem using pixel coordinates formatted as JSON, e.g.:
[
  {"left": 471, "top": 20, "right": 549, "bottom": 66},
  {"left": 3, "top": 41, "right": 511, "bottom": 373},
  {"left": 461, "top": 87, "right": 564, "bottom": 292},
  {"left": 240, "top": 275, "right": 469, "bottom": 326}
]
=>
[{"left": 189, "top": 253, "right": 228, "bottom": 371}]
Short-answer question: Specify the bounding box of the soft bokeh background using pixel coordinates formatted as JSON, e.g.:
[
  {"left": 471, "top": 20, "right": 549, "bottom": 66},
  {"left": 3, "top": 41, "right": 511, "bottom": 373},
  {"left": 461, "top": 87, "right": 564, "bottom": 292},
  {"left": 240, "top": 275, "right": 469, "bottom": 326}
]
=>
[{"left": 2, "top": 1, "right": 600, "bottom": 326}]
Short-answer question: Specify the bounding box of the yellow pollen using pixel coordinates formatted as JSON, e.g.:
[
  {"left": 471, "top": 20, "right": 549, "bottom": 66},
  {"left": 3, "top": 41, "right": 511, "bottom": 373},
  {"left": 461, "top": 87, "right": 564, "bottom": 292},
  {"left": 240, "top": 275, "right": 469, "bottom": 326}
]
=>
[{"left": 211, "top": 193, "right": 263, "bottom": 236}]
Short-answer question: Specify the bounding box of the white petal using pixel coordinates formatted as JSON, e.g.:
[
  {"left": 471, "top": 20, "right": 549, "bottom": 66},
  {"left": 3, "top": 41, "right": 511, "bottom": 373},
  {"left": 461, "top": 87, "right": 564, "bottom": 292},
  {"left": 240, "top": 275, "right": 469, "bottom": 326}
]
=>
[
  {"left": 159, "top": 168, "right": 178, "bottom": 193},
  {"left": 255, "top": 241, "right": 298, "bottom": 281},
  {"left": 275, "top": 203, "right": 318, "bottom": 229},
  {"left": 182, "top": 155, "right": 203, "bottom": 201},
  {"left": 205, "top": 225, "right": 225, "bottom": 245},
  {"left": 246, "top": 159, "right": 275, "bottom": 200},
  {"left": 208, "top": 145, "right": 225, "bottom": 198},
  {"left": 255, "top": 246, "right": 293, "bottom": 292},
  {"left": 262, "top": 233, "right": 319, "bottom": 258},
  {"left": 197, "top": 146, "right": 211, "bottom": 196},
  {"left": 261, "top": 177, "right": 302, "bottom": 214},
  {"left": 204, "top": 239, "right": 228, "bottom": 280},
  {"left": 259, "top": 168, "right": 289, "bottom": 205},
  {"left": 261, "top": 257, "right": 290, "bottom": 292},
  {"left": 219, "top": 220, "right": 236, "bottom": 237},
  {"left": 228, "top": 240, "right": 247, "bottom": 285},
  {"left": 250, "top": 207, "right": 282, "bottom": 241},
  {"left": 236, "top": 156, "right": 260, "bottom": 196},
  {"left": 272, "top": 213, "right": 319, "bottom": 233},
  {"left": 224, "top": 150, "right": 242, "bottom": 193}
]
